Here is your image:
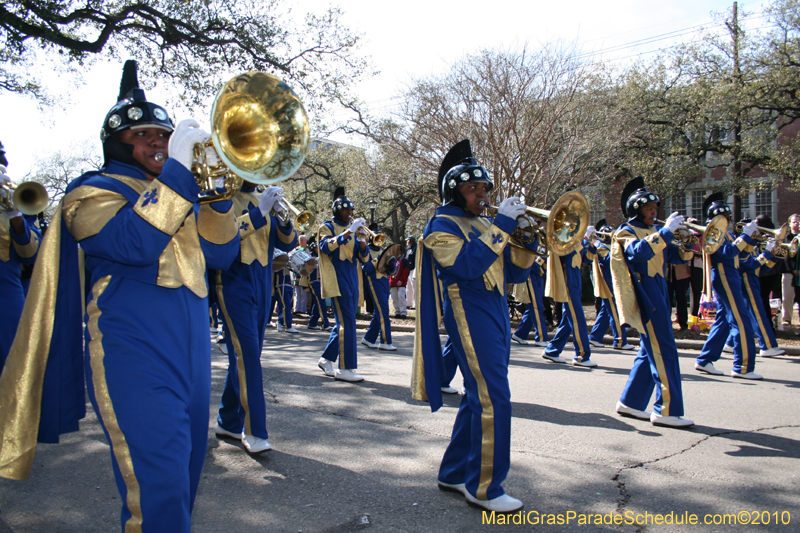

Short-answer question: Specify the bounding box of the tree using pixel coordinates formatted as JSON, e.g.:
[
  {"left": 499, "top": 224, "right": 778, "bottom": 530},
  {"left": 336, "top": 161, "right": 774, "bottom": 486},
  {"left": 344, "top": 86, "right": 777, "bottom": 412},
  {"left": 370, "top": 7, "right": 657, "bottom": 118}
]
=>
[
  {"left": 347, "top": 45, "right": 616, "bottom": 217},
  {"left": 1, "top": 0, "right": 369, "bottom": 129},
  {"left": 22, "top": 140, "right": 102, "bottom": 222}
]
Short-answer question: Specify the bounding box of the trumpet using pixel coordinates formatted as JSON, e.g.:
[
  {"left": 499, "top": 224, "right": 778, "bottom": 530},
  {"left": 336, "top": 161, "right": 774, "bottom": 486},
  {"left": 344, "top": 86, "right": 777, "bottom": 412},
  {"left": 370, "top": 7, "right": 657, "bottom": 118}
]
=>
[
  {"left": 735, "top": 222, "right": 792, "bottom": 258},
  {"left": 0, "top": 181, "right": 49, "bottom": 215},
  {"left": 272, "top": 198, "right": 315, "bottom": 233},
  {"left": 192, "top": 72, "right": 310, "bottom": 203},
  {"left": 585, "top": 228, "right": 614, "bottom": 242},
  {"left": 655, "top": 215, "right": 729, "bottom": 254},
  {"left": 481, "top": 191, "right": 590, "bottom": 257},
  {"left": 351, "top": 224, "right": 386, "bottom": 247}
]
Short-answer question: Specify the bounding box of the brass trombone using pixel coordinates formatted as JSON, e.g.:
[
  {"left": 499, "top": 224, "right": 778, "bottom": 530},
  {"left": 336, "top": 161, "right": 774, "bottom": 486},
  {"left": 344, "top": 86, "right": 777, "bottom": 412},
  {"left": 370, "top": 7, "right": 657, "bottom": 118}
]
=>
[
  {"left": 481, "top": 191, "right": 590, "bottom": 257},
  {"left": 192, "top": 72, "right": 310, "bottom": 203},
  {"left": 654, "top": 215, "right": 729, "bottom": 254},
  {"left": 272, "top": 198, "right": 315, "bottom": 233},
  {"left": 0, "top": 181, "right": 49, "bottom": 215}
]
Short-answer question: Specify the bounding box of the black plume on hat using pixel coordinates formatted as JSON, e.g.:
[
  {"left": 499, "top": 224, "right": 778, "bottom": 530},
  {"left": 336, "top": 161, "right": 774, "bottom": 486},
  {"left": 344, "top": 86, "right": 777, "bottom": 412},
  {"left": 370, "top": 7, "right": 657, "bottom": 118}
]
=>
[
  {"left": 118, "top": 60, "right": 144, "bottom": 102},
  {"left": 595, "top": 218, "right": 607, "bottom": 229},
  {"left": 333, "top": 186, "right": 346, "bottom": 200},
  {"left": 438, "top": 140, "right": 473, "bottom": 184},
  {"left": 701, "top": 192, "right": 725, "bottom": 218},
  {"left": 620, "top": 177, "right": 646, "bottom": 215}
]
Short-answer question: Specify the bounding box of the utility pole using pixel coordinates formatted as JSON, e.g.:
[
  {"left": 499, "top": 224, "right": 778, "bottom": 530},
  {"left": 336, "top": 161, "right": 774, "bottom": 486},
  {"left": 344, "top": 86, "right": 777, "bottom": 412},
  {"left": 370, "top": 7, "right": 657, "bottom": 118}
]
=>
[{"left": 729, "top": 1, "right": 743, "bottom": 220}]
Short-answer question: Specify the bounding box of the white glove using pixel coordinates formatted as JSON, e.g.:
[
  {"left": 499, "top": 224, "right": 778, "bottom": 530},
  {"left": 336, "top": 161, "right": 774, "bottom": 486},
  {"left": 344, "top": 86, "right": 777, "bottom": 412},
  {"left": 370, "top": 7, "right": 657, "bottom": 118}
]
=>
[
  {"left": 348, "top": 217, "right": 366, "bottom": 235},
  {"left": 497, "top": 197, "right": 526, "bottom": 220},
  {"left": 663, "top": 212, "right": 684, "bottom": 233},
  {"left": 765, "top": 238, "right": 777, "bottom": 252},
  {"left": 258, "top": 186, "right": 284, "bottom": 217},
  {"left": 0, "top": 168, "right": 21, "bottom": 219},
  {"left": 168, "top": 119, "right": 211, "bottom": 172},
  {"left": 584, "top": 225, "right": 596, "bottom": 240},
  {"left": 742, "top": 220, "right": 758, "bottom": 237}
]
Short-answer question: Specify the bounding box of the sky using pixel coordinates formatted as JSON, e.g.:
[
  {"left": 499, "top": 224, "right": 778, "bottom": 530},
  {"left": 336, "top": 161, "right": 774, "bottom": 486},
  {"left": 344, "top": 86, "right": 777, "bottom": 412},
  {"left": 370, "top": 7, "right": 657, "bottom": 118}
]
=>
[{"left": 0, "top": 0, "right": 771, "bottom": 179}]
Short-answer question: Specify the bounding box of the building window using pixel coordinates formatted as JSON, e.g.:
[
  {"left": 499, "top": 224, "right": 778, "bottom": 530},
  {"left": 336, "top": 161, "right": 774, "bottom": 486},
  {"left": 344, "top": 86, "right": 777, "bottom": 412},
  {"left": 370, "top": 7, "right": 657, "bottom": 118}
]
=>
[
  {"left": 739, "top": 193, "right": 751, "bottom": 220},
  {"left": 670, "top": 194, "right": 686, "bottom": 216},
  {"left": 589, "top": 193, "right": 605, "bottom": 226},
  {"left": 691, "top": 191, "right": 705, "bottom": 220},
  {"left": 754, "top": 190, "right": 774, "bottom": 222}
]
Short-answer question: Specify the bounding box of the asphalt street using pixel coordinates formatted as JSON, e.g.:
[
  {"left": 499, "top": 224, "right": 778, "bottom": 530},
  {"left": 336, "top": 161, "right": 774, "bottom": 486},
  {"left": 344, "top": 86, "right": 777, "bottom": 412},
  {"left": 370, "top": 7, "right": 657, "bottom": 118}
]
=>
[{"left": 0, "top": 325, "right": 798, "bottom": 532}]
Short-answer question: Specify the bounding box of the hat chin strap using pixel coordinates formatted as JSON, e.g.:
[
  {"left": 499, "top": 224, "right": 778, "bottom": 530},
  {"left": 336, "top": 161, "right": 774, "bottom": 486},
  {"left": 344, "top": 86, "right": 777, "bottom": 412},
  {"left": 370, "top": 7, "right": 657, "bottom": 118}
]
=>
[{"left": 103, "top": 136, "right": 161, "bottom": 178}]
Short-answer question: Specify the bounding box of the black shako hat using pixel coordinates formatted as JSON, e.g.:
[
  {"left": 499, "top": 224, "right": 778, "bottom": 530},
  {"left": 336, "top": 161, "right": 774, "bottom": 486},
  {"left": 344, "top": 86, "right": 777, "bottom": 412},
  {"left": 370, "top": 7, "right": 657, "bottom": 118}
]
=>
[
  {"left": 437, "top": 139, "right": 492, "bottom": 206},
  {"left": 332, "top": 186, "right": 354, "bottom": 214},
  {"left": 620, "top": 177, "right": 659, "bottom": 219},
  {"left": 101, "top": 60, "right": 174, "bottom": 143},
  {"left": 702, "top": 192, "right": 731, "bottom": 222}
]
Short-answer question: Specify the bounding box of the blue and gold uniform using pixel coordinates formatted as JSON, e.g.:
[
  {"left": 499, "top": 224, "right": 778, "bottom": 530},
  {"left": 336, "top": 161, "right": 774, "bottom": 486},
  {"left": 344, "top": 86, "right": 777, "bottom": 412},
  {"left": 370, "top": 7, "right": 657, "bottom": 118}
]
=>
[
  {"left": 613, "top": 218, "right": 693, "bottom": 417},
  {"left": 214, "top": 186, "right": 296, "bottom": 443},
  {"left": 512, "top": 254, "right": 549, "bottom": 344},
  {"left": 306, "top": 247, "right": 330, "bottom": 330},
  {"left": 695, "top": 230, "right": 759, "bottom": 374},
  {"left": 274, "top": 264, "right": 295, "bottom": 329},
  {"left": 724, "top": 247, "right": 780, "bottom": 354},
  {"left": 362, "top": 243, "right": 393, "bottom": 347},
  {"left": 589, "top": 241, "right": 629, "bottom": 349},
  {"left": 543, "top": 239, "right": 596, "bottom": 364},
  {"left": 412, "top": 204, "right": 534, "bottom": 502},
  {"left": 318, "top": 217, "right": 370, "bottom": 370},
  {"left": 0, "top": 213, "right": 41, "bottom": 368}
]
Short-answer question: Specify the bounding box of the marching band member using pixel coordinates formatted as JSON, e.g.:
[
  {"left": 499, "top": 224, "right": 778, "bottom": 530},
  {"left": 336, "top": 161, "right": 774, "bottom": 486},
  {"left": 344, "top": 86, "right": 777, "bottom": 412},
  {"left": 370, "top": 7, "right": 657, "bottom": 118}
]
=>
[
  {"left": 0, "top": 61, "right": 240, "bottom": 531},
  {"left": 412, "top": 139, "right": 533, "bottom": 513},
  {"left": 694, "top": 193, "right": 763, "bottom": 379},
  {"left": 542, "top": 226, "right": 598, "bottom": 367},
  {"left": 611, "top": 177, "right": 694, "bottom": 427},
  {"left": 274, "top": 260, "right": 299, "bottom": 333},
  {"left": 306, "top": 239, "right": 333, "bottom": 331},
  {"left": 588, "top": 220, "right": 633, "bottom": 350},
  {"left": 361, "top": 225, "right": 397, "bottom": 351},
  {"left": 722, "top": 232, "right": 784, "bottom": 357},
  {"left": 212, "top": 182, "right": 297, "bottom": 454},
  {"left": 316, "top": 188, "right": 371, "bottom": 382},
  {"left": 0, "top": 142, "right": 42, "bottom": 369},
  {"left": 512, "top": 246, "right": 549, "bottom": 347}
]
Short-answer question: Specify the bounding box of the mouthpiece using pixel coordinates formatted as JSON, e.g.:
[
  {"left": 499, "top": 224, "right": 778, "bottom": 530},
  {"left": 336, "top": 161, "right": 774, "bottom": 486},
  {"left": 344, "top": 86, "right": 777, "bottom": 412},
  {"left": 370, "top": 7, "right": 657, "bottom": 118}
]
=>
[{"left": 154, "top": 153, "right": 165, "bottom": 163}]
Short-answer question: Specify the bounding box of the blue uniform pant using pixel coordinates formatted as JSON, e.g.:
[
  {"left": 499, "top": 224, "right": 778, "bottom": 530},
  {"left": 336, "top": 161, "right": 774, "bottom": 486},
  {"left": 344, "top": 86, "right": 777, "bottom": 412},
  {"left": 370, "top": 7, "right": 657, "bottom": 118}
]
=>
[
  {"left": 364, "top": 276, "right": 392, "bottom": 345},
  {"left": 85, "top": 278, "right": 210, "bottom": 532},
  {"left": 589, "top": 295, "right": 627, "bottom": 347},
  {"left": 308, "top": 282, "right": 330, "bottom": 329},
  {"left": 321, "top": 292, "right": 359, "bottom": 369},
  {"left": 215, "top": 274, "right": 270, "bottom": 440},
  {"left": 543, "top": 291, "right": 591, "bottom": 362},
  {"left": 0, "top": 287, "right": 24, "bottom": 369},
  {"left": 275, "top": 284, "right": 293, "bottom": 328},
  {"left": 438, "top": 285, "right": 511, "bottom": 501},
  {"left": 697, "top": 266, "right": 757, "bottom": 374}
]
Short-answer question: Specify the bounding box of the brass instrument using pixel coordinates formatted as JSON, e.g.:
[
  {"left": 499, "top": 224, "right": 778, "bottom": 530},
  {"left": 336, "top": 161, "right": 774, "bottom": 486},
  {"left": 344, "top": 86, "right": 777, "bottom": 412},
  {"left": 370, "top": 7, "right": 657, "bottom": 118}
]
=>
[
  {"left": 585, "top": 228, "right": 614, "bottom": 242},
  {"left": 734, "top": 222, "right": 792, "bottom": 258},
  {"left": 0, "top": 181, "right": 49, "bottom": 215},
  {"left": 355, "top": 225, "right": 386, "bottom": 247},
  {"left": 193, "top": 72, "right": 311, "bottom": 203},
  {"left": 482, "top": 191, "right": 590, "bottom": 257},
  {"left": 655, "top": 215, "right": 729, "bottom": 254},
  {"left": 273, "top": 198, "right": 315, "bottom": 233}
]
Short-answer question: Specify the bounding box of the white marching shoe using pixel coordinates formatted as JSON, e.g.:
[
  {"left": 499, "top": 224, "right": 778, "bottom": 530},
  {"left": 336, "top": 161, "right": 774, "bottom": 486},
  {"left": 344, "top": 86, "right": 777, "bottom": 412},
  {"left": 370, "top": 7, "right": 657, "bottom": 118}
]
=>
[
  {"left": 616, "top": 401, "right": 651, "bottom": 420},
  {"left": 378, "top": 343, "right": 397, "bottom": 351},
  {"left": 361, "top": 338, "right": 378, "bottom": 349},
  {"left": 317, "top": 357, "right": 335, "bottom": 377},
  {"left": 760, "top": 347, "right": 784, "bottom": 357},
  {"left": 464, "top": 492, "right": 524, "bottom": 513},
  {"left": 335, "top": 369, "right": 364, "bottom": 382},
  {"left": 650, "top": 412, "right": 694, "bottom": 428},
  {"left": 242, "top": 434, "right": 271, "bottom": 453},
  {"left": 731, "top": 371, "right": 763, "bottom": 380},
  {"left": 285, "top": 326, "right": 299, "bottom": 333},
  {"left": 542, "top": 352, "right": 566, "bottom": 364},
  {"left": 695, "top": 362, "right": 723, "bottom": 375},
  {"left": 572, "top": 359, "right": 598, "bottom": 368},
  {"left": 214, "top": 423, "right": 243, "bottom": 440},
  {"left": 722, "top": 344, "right": 734, "bottom": 353},
  {"left": 437, "top": 480, "right": 466, "bottom": 495},
  {"left": 614, "top": 344, "right": 635, "bottom": 351},
  {"left": 441, "top": 386, "right": 459, "bottom": 394},
  {"left": 532, "top": 340, "right": 548, "bottom": 347},
  {"left": 589, "top": 339, "right": 605, "bottom": 348},
  {"left": 511, "top": 334, "right": 529, "bottom": 345}
]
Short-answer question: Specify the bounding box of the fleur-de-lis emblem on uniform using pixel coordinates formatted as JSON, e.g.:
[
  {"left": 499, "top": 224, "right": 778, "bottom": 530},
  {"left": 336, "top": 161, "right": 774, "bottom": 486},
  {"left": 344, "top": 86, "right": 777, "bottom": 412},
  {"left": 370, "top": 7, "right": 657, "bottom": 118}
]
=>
[
  {"left": 240, "top": 221, "right": 250, "bottom": 232},
  {"left": 142, "top": 189, "right": 158, "bottom": 207},
  {"left": 492, "top": 233, "right": 503, "bottom": 244},
  {"left": 652, "top": 236, "right": 660, "bottom": 245}
]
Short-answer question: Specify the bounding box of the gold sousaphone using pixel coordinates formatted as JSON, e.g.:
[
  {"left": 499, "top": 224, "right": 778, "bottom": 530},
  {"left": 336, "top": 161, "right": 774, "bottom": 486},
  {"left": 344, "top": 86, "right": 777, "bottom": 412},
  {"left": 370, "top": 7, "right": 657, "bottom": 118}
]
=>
[
  {"left": 483, "top": 191, "right": 590, "bottom": 256},
  {"left": 192, "top": 72, "right": 311, "bottom": 203}
]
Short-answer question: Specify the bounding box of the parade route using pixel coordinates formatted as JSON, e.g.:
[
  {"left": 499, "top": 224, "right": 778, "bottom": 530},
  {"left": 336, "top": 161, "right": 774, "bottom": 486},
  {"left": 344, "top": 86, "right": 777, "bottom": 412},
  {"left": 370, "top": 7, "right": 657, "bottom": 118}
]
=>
[{"left": 1, "top": 329, "right": 798, "bottom": 532}]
